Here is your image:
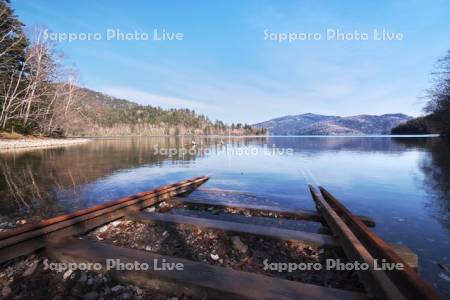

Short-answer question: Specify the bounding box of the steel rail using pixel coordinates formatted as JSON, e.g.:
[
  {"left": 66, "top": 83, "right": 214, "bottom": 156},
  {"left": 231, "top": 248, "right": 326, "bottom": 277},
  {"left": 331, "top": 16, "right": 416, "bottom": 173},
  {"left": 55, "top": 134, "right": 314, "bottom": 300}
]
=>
[
  {"left": 310, "top": 185, "right": 406, "bottom": 300},
  {"left": 0, "top": 176, "right": 209, "bottom": 263},
  {"left": 319, "top": 186, "right": 442, "bottom": 300}
]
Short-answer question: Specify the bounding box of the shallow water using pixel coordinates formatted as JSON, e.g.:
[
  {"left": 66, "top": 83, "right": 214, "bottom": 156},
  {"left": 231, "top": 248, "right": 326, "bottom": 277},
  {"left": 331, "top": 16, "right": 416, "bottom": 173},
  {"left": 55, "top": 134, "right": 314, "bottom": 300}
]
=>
[{"left": 0, "top": 136, "right": 449, "bottom": 297}]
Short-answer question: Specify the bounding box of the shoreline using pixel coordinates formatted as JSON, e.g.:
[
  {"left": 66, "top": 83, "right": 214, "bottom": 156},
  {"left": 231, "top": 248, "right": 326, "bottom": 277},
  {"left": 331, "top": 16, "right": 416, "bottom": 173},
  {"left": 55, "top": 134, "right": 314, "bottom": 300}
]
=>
[
  {"left": 0, "top": 138, "right": 91, "bottom": 151},
  {"left": 71, "top": 134, "right": 440, "bottom": 139},
  {"left": 0, "top": 134, "right": 440, "bottom": 152}
]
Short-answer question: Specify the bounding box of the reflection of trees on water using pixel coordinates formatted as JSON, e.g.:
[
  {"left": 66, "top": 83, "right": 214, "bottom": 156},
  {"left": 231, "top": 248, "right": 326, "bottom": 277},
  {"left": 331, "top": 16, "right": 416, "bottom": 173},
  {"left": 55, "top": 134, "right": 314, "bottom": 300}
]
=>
[
  {"left": 0, "top": 136, "right": 269, "bottom": 219},
  {"left": 1, "top": 161, "right": 34, "bottom": 211},
  {"left": 0, "top": 138, "right": 205, "bottom": 218},
  {"left": 393, "top": 138, "right": 450, "bottom": 229}
]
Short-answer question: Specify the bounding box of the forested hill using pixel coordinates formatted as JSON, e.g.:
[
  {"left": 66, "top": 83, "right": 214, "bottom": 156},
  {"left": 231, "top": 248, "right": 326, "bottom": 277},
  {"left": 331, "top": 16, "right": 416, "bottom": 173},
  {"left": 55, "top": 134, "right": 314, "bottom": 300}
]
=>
[
  {"left": 391, "top": 50, "right": 450, "bottom": 137},
  {"left": 65, "top": 87, "right": 265, "bottom": 137}
]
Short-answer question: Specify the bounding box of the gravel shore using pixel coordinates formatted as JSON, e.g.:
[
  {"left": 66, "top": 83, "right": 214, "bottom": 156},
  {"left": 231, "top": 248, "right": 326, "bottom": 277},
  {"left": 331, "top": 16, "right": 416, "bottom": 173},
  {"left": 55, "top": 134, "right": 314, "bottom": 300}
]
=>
[
  {"left": 0, "top": 138, "right": 90, "bottom": 151},
  {"left": 0, "top": 198, "right": 362, "bottom": 299}
]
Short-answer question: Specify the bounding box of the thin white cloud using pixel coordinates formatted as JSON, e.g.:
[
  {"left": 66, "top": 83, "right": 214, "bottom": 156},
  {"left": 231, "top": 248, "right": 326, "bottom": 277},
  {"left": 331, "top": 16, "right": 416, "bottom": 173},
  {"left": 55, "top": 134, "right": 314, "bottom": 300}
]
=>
[{"left": 100, "top": 86, "right": 217, "bottom": 111}]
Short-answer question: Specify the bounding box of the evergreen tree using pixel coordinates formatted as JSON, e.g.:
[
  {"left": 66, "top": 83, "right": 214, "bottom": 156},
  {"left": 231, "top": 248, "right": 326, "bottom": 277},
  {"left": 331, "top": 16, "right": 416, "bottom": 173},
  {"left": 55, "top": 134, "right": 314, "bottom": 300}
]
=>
[
  {"left": 0, "top": 0, "right": 28, "bottom": 78},
  {"left": 0, "top": 0, "right": 29, "bottom": 83},
  {"left": 0, "top": 0, "right": 29, "bottom": 130}
]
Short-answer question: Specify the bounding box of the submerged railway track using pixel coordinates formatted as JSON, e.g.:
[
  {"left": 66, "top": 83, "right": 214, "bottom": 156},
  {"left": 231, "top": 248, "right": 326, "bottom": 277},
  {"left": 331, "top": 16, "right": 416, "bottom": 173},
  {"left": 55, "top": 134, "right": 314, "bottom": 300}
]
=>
[{"left": 0, "top": 176, "right": 443, "bottom": 299}]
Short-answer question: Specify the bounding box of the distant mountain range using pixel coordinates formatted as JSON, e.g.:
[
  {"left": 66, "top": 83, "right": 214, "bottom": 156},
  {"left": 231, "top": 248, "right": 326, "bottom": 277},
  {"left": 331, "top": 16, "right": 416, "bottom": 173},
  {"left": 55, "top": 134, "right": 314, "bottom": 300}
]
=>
[{"left": 253, "top": 113, "right": 413, "bottom": 135}]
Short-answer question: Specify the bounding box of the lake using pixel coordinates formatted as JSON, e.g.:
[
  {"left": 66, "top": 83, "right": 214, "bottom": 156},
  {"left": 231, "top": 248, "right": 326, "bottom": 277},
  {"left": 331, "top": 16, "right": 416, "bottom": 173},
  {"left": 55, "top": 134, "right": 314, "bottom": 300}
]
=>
[{"left": 0, "top": 136, "right": 449, "bottom": 297}]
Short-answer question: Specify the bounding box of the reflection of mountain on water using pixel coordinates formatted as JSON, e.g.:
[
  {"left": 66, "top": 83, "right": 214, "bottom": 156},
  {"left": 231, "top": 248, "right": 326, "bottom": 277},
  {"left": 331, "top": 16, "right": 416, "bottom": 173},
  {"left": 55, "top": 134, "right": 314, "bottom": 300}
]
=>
[
  {"left": 393, "top": 137, "right": 450, "bottom": 229},
  {"left": 268, "top": 136, "right": 412, "bottom": 153}
]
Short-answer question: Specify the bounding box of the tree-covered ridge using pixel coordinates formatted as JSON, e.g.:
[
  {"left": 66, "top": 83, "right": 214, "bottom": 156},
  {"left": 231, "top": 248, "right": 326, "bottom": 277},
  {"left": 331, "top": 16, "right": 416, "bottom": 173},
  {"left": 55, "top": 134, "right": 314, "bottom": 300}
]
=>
[
  {"left": 78, "top": 88, "right": 209, "bottom": 127},
  {"left": 392, "top": 50, "right": 450, "bottom": 136},
  {"left": 65, "top": 87, "right": 266, "bottom": 136},
  {"left": 391, "top": 117, "right": 431, "bottom": 135}
]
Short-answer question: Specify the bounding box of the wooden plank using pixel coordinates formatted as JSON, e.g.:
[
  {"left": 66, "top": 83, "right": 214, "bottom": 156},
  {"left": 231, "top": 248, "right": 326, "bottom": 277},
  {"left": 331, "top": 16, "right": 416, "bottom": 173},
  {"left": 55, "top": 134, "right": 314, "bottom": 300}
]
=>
[
  {"left": 172, "top": 197, "right": 376, "bottom": 227},
  {"left": 198, "top": 187, "right": 261, "bottom": 196},
  {"left": 390, "top": 244, "right": 418, "bottom": 271},
  {"left": 172, "top": 200, "right": 418, "bottom": 265},
  {"left": 319, "top": 187, "right": 442, "bottom": 300},
  {"left": 128, "top": 211, "right": 339, "bottom": 248},
  {"left": 309, "top": 185, "right": 405, "bottom": 300},
  {"left": 139, "top": 205, "right": 418, "bottom": 268},
  {"left": 45, "top": 238, "right": 368, "bottom": 300},
  {"left": 0, "top": 176, "right": 209, "bottom": 263}
]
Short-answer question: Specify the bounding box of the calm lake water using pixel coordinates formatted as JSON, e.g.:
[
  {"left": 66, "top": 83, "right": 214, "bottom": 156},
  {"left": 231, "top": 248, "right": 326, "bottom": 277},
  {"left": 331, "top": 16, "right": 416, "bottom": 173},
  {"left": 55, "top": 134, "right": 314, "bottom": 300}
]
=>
[{"left": 0, "top": 136, "right": 449, "bottom": 297}]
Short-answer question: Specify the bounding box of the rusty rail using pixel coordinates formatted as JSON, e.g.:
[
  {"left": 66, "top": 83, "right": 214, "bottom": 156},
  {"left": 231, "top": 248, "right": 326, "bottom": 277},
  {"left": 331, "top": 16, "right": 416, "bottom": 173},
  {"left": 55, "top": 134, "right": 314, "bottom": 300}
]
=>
[
  {"left": 318, "top": 186, "right": 442, "bottom": 300},
  {"left": 309, "top": 185, "right": 404, "bottom": 300},
  {"left": 309, "top": 185, "right": 442, "bottom": 300},
  {"left": 0, "top": 176, "right": 209, "bottom": 263},
  {"left": 0, "top": 178, "right": 441, "bottom": 300}
]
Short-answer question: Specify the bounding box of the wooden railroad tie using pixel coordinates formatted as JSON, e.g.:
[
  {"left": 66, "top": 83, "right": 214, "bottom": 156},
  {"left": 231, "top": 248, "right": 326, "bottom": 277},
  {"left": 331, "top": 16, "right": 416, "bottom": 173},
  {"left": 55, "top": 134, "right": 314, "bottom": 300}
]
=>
[{"left": 0, "top": 176, "right": 440, "bottom": 299}]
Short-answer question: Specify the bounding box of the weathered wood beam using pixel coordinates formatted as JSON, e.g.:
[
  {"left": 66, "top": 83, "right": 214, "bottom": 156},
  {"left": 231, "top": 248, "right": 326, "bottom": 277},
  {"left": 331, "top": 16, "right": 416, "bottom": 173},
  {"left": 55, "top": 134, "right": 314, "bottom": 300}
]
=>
[
  {"left": 128, "top": 211, "right": 339, "bottom": 248},
  {"left": 389, "top": 244, "right": 418, "bottom": 271},
  {"left": 127, "top": 211, "right": 416, "bottom": 267},
  {"left": 45, "top": 238, "right": 369, "bottom": 300},
  {"left": 171, "top": 197, "right": 376, "bottom": 227},
  {"left": 171, "top": 198, "right": 419, "bottom": 268}
]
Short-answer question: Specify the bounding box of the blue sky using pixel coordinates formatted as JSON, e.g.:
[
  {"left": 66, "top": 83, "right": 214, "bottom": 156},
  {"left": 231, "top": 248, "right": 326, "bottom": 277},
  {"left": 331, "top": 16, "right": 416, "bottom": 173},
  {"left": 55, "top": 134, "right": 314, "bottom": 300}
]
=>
[{"left": 12, "top": 0, "right": 450, "bottom": 124}]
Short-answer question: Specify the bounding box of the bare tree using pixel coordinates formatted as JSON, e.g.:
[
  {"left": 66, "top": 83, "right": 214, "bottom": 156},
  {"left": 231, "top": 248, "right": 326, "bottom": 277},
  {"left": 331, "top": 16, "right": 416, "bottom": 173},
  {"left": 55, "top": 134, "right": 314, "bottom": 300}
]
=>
[
  {"left": 426, "top": 50, "right": 450, "bottom": 136},
  {"left": 1, "top": 23, "right": 82, "bottom": 135}
]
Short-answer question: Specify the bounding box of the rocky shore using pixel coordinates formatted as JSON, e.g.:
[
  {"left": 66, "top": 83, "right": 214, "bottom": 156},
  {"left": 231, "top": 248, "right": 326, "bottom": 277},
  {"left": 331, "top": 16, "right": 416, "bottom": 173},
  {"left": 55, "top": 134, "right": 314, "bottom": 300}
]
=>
[
  {"left": 0, "top": 199, "right": 363, "bottom": 299},
  {"left": 0, "top": 138, "right": 90, "bottom": 151}
]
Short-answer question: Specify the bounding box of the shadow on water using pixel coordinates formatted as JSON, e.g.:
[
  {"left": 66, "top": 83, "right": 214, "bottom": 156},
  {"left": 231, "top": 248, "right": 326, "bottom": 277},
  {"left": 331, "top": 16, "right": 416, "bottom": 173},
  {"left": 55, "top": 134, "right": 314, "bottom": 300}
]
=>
[{"left": 393, "top": 137, "right": 450, "bottom": 230}]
